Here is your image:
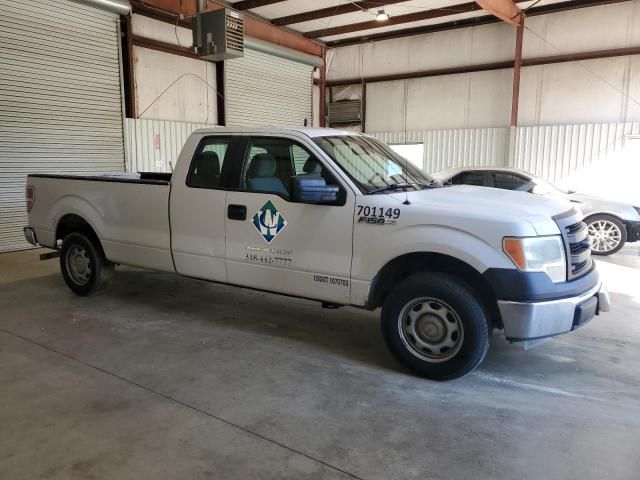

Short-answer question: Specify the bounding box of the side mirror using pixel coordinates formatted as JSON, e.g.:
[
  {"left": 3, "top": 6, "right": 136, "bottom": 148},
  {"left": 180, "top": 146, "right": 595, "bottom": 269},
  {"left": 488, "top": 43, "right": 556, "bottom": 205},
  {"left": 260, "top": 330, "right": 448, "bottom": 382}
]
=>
[
  {"left": 531, "top": 184, "right": 549, "bottom": 195},
  {"left": 291, "top": 176, "right": 339, "bottom": 204}
]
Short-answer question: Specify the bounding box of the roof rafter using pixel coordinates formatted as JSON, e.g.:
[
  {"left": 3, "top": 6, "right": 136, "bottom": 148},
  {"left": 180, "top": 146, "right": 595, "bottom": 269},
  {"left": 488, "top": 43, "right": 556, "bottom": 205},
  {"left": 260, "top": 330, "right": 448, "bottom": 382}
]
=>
[
  {"left": 232, "top": 0, "right": 286, "bottom": 10},
  {"left": 272, "top": 0, "right": 409, "bottom": 26},
  {"left": 324, "top": 0, "right": 628, "bottom": 46},
  {"left": 303, "top": 0, "right": 528, "bottom": 39}
]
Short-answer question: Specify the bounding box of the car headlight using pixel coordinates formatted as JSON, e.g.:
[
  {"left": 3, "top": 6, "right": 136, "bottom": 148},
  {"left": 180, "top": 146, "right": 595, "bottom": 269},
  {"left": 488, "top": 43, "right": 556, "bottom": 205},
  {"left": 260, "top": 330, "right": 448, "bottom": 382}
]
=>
[{"left": 503, "top": 236, "right": 566, "bottom": 283}]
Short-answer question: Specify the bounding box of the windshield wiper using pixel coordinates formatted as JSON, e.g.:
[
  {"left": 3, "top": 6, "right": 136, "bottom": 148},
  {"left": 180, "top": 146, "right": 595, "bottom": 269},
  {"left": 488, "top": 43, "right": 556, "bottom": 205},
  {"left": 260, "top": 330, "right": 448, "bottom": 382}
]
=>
[{"left": 366, "top": 183, "right": 416, "bottom": 195}]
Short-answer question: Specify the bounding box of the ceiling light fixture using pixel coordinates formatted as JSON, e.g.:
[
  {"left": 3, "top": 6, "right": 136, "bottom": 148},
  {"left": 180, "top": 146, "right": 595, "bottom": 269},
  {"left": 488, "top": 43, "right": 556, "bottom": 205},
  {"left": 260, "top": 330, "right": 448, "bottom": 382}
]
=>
[{"left": 376, "top": 9, "right": 389, "bottom": 21}]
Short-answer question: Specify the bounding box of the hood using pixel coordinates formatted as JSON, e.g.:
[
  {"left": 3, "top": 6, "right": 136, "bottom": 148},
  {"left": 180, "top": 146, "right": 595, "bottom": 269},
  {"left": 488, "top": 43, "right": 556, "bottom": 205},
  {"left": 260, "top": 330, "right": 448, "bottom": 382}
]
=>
[
  {"left": 388, "top": 185, "right": 575, "bottom": 235},
  {"left": 560, "top": 192, "right": 640, "bottom": 221}
]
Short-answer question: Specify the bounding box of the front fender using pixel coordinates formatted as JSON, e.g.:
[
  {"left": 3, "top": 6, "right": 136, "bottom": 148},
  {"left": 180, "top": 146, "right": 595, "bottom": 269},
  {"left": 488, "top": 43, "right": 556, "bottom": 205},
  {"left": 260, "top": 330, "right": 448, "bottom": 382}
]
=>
[{"left": 349, "top": 225, "right": 515, "bottom": 306}]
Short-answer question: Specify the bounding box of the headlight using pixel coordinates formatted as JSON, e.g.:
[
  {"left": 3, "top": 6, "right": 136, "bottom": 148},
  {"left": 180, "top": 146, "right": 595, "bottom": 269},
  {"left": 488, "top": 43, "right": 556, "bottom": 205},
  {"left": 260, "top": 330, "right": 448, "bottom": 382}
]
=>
[{"left": 503, "top": 236, "right": 566, "bottom": 283}]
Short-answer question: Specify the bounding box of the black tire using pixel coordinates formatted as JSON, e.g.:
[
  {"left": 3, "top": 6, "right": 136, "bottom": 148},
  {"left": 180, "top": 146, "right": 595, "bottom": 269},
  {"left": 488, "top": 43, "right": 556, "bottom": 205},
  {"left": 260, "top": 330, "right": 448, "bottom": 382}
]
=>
[
  {"left": 381, "top": 272, "right": 490, "bottom": 381},
  {"left": 60, "top": 232, "right": 114, "bottom": 296},
  {"left": 585, "top": 214, "right": 627, "bottom": 256}
]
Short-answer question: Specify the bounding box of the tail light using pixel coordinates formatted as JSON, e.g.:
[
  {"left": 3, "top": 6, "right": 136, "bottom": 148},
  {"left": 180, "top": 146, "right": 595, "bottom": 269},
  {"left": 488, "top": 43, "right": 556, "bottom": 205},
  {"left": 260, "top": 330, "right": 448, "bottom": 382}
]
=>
[{"left": 26, "top": 185, "right": 34, "bottom": 212}]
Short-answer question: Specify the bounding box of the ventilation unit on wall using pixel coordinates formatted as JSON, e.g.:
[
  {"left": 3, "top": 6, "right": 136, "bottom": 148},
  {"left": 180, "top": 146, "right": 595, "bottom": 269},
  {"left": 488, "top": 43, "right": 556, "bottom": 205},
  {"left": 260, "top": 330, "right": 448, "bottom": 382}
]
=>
[
  {"left": 328, "top": 100, "right": 362, "bottom": 126},
  {"left": 193, "top": 8, "right": 244, "bottom": 61}
]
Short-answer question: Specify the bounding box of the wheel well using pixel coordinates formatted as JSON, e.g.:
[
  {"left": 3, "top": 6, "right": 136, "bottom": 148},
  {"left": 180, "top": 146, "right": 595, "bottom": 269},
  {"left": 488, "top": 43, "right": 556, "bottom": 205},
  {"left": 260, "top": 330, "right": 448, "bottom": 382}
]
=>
[
  {"left": 56, "top": 214, "right": 104, "bottom": 254},
  {"left": 584, "top": 213, "right": 624, "bottom": 224},
  {"left": 367, "top": 252, "right": 502, "bottom": 329}
]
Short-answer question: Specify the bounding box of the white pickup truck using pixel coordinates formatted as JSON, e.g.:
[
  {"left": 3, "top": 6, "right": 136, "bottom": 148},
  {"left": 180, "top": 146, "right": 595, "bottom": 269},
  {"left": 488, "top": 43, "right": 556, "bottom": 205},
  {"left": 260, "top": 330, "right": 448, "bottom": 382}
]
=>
[{"left": 24, "top": 128, "right": 610, "bottom": 380}]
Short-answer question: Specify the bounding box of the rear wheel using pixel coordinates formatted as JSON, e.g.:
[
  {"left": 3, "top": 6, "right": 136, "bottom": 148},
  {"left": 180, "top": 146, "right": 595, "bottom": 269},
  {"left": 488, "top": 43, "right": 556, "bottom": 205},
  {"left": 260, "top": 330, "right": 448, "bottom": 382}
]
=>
[
  {"left": 381, "top": 273, "right": 490, "bottom": 381},
  {"left": 60, "top": 232, "right": 114, "bottom": 296},
  {"left": 586, "top": 214, "right": 626, "bottom": 256}
]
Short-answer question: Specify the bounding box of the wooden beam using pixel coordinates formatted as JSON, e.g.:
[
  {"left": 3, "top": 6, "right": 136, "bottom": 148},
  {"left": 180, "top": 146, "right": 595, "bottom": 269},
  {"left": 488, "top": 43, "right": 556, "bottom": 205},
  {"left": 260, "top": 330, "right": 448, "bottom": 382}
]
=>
[
  {"left": 272, "top": 0, "right": 409, "bottom": 27},
  {"left": 475, "top": 0, "right": 522, "bottom": 26},
  {"left": 232, "top": 0, "right": 286, "bottom": 10},
  {"left": 511, "top": 22, "right": 524, "bottom": 126},
  {"left": 325, "top": 0, "right": 630, "bottom": 47}
]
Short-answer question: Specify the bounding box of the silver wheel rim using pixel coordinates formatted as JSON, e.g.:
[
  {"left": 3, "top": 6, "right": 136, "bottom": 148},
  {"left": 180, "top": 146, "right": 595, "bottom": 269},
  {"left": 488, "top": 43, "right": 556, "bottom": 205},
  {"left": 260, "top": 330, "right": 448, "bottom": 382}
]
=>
[
  {"left": 398, "top": 297, "right": 464, "bottom": 363},
  {"left": 66, "top": 245, "right": 92, "bottom": 285},
  {"left": 587, "top": 220, "right": 622, "bottom": 253}
]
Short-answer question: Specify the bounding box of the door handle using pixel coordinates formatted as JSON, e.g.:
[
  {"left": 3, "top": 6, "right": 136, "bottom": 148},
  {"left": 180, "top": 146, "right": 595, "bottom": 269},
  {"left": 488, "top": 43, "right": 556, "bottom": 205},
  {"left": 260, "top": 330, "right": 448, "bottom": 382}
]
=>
[{"left": 227, "top": 204, "right": 247, "bottom": 221}]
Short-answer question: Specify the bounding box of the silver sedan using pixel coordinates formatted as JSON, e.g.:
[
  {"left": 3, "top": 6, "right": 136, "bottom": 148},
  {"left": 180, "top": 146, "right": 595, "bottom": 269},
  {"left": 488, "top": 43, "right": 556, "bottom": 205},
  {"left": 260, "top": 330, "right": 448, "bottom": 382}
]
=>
[{"left": 434, "top": 167, "right": 640, "bottom": 256}]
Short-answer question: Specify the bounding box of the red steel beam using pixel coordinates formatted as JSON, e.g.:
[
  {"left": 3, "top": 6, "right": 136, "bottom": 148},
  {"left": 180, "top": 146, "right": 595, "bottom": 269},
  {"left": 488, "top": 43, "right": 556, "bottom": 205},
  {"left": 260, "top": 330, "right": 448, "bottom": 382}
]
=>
[
  {"left": 511, "top": 22, "right": 524, "bottom": 126},
  {"left": 319, "top": 47, "right": 327, "bottom": 127},
  {"left": 130, "top": 0, "right": 323, "bottom": 57},
  {"left": 475, "top": 0, "right": 522, "bottom": 26}
]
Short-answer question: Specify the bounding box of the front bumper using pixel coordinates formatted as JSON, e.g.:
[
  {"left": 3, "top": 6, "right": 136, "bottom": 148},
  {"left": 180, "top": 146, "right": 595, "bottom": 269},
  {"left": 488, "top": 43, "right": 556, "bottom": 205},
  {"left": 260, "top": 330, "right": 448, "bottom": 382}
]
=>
[
  {"left": 498, "top": 281, "right": 611, "bottom": 342},
  {"left": 625, "top": 221, "right": 640, "bottom": 243}
]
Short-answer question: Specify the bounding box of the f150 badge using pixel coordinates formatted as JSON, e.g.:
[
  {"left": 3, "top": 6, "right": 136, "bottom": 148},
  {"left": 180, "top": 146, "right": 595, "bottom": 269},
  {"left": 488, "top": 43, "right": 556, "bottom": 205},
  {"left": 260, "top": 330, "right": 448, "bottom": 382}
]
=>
[{"left": 253, "top": 200, "right": 287, "bottom": 243}]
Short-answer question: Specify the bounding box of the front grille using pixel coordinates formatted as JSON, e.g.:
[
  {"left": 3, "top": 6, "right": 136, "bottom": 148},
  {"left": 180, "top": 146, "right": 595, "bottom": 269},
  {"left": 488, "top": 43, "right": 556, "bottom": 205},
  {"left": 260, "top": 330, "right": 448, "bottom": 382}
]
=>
[{"left": 562, "top": 218, "right": 592, "bottom": 280}]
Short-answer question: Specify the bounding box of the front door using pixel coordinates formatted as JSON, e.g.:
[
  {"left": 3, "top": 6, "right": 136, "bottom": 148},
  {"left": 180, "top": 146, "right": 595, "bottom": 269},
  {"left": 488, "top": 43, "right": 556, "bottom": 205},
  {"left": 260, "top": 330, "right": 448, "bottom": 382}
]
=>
[{"left": 225, "top": 135, "right": 355, "bottom": 304}]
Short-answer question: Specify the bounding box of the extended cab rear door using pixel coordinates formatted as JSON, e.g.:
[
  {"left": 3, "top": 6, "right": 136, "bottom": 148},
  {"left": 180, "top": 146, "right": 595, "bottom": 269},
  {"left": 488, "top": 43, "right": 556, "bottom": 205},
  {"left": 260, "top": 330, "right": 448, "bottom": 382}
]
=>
[
  {"left": 224, "top": 135, "right": 355, "bottom": 304},
  {"left": 170, "top": 135, "right": 243, "bottom": 282}
]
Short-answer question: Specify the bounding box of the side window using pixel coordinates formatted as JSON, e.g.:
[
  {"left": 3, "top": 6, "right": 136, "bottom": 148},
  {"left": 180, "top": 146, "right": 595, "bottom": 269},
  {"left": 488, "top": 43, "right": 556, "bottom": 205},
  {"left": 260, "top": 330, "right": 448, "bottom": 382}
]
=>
[
  {"left": 449, "top": 173, "right": 464, "bottom": 185},
  {"left": 187, "top": 136, "right": 231, "bottom": 189},
  {"left": 460, "top": 171, "right": 486, "bottom": 186},
  {"left": 492, "top": 172, "right": 528, "bottom": 191},
  {"left": 242, "top": 137, "right": 338, "bottom": 199}
]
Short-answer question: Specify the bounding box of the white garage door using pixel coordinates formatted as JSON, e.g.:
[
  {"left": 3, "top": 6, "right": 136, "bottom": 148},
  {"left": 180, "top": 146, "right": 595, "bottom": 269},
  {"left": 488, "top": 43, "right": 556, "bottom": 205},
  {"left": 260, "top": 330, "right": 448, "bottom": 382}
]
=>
[
  {"left": 225, "top": 48, "right": 312, "bottom": 127},
  {"left": 0, "top": 0, "right": 125, "bottom": 252}
]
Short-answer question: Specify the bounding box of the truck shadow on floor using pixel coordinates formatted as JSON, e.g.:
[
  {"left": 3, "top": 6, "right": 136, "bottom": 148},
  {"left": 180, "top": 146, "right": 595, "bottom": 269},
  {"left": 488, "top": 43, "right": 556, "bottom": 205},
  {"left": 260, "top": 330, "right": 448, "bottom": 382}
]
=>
[{"left": 2, "top": 267, "right": 621, "bottom": 385}]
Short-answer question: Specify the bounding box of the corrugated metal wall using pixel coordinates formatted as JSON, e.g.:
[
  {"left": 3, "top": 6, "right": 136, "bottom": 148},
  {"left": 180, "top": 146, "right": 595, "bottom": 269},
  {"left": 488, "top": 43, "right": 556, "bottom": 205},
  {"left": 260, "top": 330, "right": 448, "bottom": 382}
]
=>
[
  {"left": 512, "top": 122, "right": 640, "bottom": 184},
  {"left": 125, "top": 118, "right": 218, "bottom": 172},
  {"left": 371, "top": 128, "right": 511, "bottom": 173},
  {"left": 124, "top": 120, "right": 639, "bottom": 195},
  {"left": 371, "top": 122, "right": 640, "bottom": 186}
]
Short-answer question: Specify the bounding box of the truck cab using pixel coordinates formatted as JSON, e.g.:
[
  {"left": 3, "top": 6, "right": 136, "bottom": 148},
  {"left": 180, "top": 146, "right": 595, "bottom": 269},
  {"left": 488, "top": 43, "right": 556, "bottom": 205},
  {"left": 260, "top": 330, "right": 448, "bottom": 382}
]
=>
[{"left": 24, "top": 128, "right": 611, "bottom": 380}]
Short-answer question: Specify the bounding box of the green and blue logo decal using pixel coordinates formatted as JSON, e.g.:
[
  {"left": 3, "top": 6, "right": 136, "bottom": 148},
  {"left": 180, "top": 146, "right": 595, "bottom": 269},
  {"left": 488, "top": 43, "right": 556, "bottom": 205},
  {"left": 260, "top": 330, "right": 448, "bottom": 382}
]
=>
[{"left": 252, "top": 200, "right": 287, "bottom": 244}]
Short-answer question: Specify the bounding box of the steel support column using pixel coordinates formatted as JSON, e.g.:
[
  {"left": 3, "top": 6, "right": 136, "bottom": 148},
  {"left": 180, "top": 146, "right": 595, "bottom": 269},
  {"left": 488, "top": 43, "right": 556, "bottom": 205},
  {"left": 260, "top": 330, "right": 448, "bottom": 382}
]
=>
[{"left": 511, "top": 22, "right": 524, "bottom": 127}]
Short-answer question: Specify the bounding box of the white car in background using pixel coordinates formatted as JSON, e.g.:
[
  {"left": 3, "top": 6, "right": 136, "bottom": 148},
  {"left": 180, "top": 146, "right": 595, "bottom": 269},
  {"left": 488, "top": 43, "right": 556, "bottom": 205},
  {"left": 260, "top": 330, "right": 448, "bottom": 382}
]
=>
[{"left": 434, "top": 167, "right": 640, "bottom": 256}]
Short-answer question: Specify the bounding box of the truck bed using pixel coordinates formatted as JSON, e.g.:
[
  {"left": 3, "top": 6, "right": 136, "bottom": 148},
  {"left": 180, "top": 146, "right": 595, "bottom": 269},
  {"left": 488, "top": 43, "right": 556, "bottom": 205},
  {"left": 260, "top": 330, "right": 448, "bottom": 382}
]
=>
[
  {"left": 27, "top": 172, "right": 174, "bottom": 272},
  {"left": 29, "top": 172, "right": 172, "bottom": 185}
]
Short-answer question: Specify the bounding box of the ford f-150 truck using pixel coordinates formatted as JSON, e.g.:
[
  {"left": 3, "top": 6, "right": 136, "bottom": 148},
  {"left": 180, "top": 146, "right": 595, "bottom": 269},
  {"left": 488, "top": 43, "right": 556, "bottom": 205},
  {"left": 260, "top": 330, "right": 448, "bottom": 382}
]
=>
[{"left": 24, "top": 128, "right": 611, "bottom": 380}]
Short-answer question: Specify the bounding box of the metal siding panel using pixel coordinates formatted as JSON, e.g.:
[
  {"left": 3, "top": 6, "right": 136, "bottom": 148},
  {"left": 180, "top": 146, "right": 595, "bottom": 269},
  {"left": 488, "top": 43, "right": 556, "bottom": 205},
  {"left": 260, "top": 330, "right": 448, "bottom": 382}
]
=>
[
  {"left": 0, "top": 0, "right": 124, "bottom": 251},
  {"left": 370, "top": 127, "right": 510, "bottom": 174},
  {"left": 124, "top": 119, "right": 219, "bottom": 173}
]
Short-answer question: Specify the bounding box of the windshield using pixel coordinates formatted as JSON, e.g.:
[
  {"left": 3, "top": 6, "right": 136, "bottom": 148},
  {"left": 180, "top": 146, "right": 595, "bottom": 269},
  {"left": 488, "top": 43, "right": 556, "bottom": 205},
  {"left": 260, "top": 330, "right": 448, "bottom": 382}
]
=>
[{"left": 314, "top": 135, "right": 439, "bottom": 194}]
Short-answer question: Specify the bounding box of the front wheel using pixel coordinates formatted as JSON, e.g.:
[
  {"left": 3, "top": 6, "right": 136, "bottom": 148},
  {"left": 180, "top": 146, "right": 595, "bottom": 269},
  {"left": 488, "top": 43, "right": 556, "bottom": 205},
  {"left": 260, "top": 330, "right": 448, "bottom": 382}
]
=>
[
  {"left": 60, "top": 232, "right": 114, "bottom": 296},
  {"left": 586, "top": 214, "right": 626, "bottom": 256},
  {"left": 381, "top": 273, "right": 490, "bottom": 381}
]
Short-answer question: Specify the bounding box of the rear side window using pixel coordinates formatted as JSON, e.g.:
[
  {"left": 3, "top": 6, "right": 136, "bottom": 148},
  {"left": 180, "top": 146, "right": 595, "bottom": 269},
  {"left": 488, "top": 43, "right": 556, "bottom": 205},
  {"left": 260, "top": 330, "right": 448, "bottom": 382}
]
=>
[
  {"left": 187, "top": 137, "right": 232, "bottom": 189},
  {"left": 492, "top": 172, "right": 529, "bottom": 191},
  {"left": 457, "top": 171, "right": 485, "bottom": 186}
]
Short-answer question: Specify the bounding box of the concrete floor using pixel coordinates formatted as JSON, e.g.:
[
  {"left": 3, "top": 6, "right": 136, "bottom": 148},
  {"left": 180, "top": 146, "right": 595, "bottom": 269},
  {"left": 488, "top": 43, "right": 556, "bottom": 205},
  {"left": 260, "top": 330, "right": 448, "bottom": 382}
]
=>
[{"left": 1, "top": 247, "right": 639, "bottom": 480}]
